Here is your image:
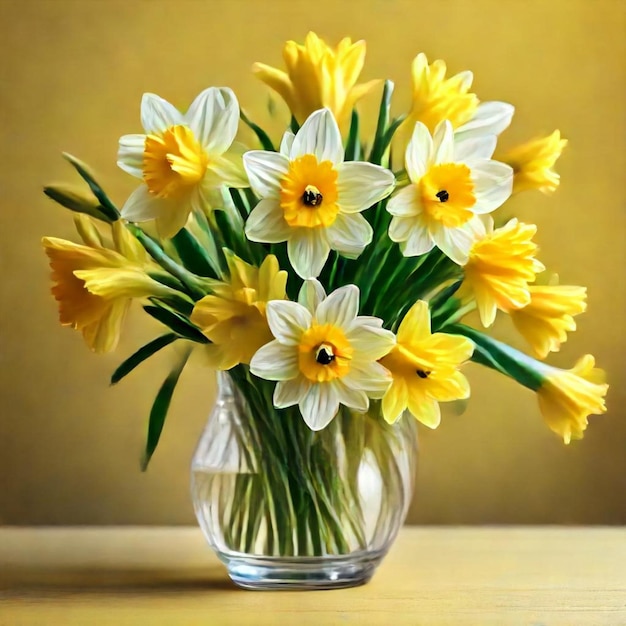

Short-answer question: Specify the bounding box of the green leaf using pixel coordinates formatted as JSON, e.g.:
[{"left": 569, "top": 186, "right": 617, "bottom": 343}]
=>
[
  {"left": 344, "top": 109, "right": 361, "bottom": 161},
  {"left": 62, "top": 153, "right": 120, "bottom": 221},
  {"left": 111, "top": 333, "right": 178, "bottom": 385},
  {"left": 369, "top": 80, "right": 394, "bottom": 165},
  {"left": 144, "top": 302, "right": 209, "bottom": 343},
  {"left": 43, "top": 184, "right": 112, "bottom": 222},
  {"left": 240, "top": 110, "right": 275, "bottom": 151},
  {"left": 171, "top": 228, "right": 218, "bottom": 278},
  {"left": 290, "top": 115, "right": 300, "bottom": 134},
  {"left": 141, "top": 348, "right": 190, "bottom": 471}
]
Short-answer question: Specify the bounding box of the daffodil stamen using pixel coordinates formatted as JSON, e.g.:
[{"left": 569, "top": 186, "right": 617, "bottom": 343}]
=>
[
  {"left": 303, "top": 185, "right": 323, "bottom": 206},
  {"left": 315, "top": 343, "right": 335, "bottom": 364}
]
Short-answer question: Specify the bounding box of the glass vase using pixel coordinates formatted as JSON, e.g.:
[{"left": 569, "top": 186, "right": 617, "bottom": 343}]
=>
[{"left": 191, "top": 368, "right": 418, "bottom": 590}]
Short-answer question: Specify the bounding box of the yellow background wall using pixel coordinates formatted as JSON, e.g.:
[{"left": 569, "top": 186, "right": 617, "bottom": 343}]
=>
[{"left": 1, "top": 0, "right": 624, "bottom": 525}]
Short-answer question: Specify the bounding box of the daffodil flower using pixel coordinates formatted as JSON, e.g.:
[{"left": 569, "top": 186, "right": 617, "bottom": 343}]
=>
[
  {"left": 42, "top": 216, "right": 177, "bottom": 353},
  {"left": 243, "top": 109, "right": 395, "bottom": 279},
  {"left": 500, "top": 130, "right": 568, "bottom": 194},
  {"left": 510, "top": 284, "right": 587, "bottom": 359},
  {"left": 380, "top": 301, "right": 473, "bottom": 427},
  {"left": 400, "top": 53, "right": 514, "bottom": 144},
  {"left": 253, "top": 32, "right": 379, "bottom": 128},
  {"left": 191, "top": 253, "right": 288, "bottom": 370},
  {"left": 458, "top": 218, "right": 545, "bottom": 327},
  {"left": 536, "top": 354, "right": 608, "bottom": 444},
  {"left": 387, "top": 120, "right": 513, "bottom": 265},
  {"left": 117, "top": 87, "right": 248, "bottom": 239},
  {"left": 250, "top": 282, "right": 395, "bottom": 430}
]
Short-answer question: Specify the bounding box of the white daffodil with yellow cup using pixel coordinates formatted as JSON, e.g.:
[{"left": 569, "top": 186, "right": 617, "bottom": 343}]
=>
[{"left": 41, "top": 32, "right": 608, "bottom": 590}]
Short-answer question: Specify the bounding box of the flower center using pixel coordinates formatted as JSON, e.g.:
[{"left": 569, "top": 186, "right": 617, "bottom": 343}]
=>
[
  {"left": 298, "top": 323, "right": 353, "bottom": 382},
  {"left": 419, "top": 163, "right": 476, "bottom": 228},
  {"left": 315, "top": 343, "right": 335, "bottom": 364},
  {"left": 143, "top": 125, "right": 208, "bottom": 199},
  {"left": 280, "top": 155, "right": 339, "bottom": 228}
]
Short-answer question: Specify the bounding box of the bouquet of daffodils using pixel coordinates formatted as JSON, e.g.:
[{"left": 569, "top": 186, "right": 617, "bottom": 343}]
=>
[{"left": 43, "top": 33, "right": 608, "bottom": 530}]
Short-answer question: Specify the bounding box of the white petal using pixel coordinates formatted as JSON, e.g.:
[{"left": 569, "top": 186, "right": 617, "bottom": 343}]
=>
[
  {"left": 141, "top": 93, "right": 184, "bottom": 134},
  {"left": 405, "top": 122, "right": 433, "bottom": 182},
  {"left": 287, "top": 229, "right": 330, "bottom": 279},
  {"left": 432, "top": 120, "right": 454, "bottom": 164},
  {"left": 453, "top": 134, "right": 497, "bottom": 162},
  {"left": 431, "top": 223, "right": 477, "bottom": 265},
  {"left": 274, "top": 377, "right": 311, "bottom": 408},
  {"left": 388, "top": 216, "right": 415, "bottom": 242},
  {"left": 387, "top": 185, "right": 420, "bottom": 218},
  {"left": 402, "top": 217, "right": 435, "bottom": 256},
  {"left": 298, "top": 279, "right": 326, "bottom": 314},
  {"left": 345, "top": 321, "right": 396, "bottom": 360},
  {"left": 121, "top": 185, "right": 162, "bottom": 222},
  {"left": 315, "top": 284, "right": 359, "bottom": 328},
  {"left": 355, "top": 316, "right": 383, "bottom": 328},
  {"left": 456, "top": 101, "right": 514, "bottom": 140},
  {"left": 290, "top": 109, "right": 343, "bottom": 165},
  {"left": 470, "top": 160, "right": 514, "bottom": 213},
  {"left": 299, "top": 384, "right": 340, "bottom": 431},
  {"left": 243, "top": 151, "right": 289, "bottom": 199},
  {"left": 249, "top": 340, "right": 299, "bottom": 381},
  {"left": 343, "top": 361, "right": 392, "bottom": 398},
  {"left": 117, "top": 134, "right": 145, "bottom": 178},
  {"left": 186, "top": 87, "right": 239, "bottom": 155},
  {"left": 206, "top": 142, "right": 249, "bottom": 189},
  {"left": 266, "top": 300, "right": 311, "bottom": 345},
  {"left": 333, "top": 380, "right": 369, "bottom": 412},
  {"left": 279, "top": 131, "right": 295, "bottom": 156},
  {"left": 326, "top": 213, "right": 372, "bottom": 259},
  {"left": 245, "top": 198, "right": 291, "bottom": 243},
  {"left": 336, "top": 162, "right": 395, "bottom": 213}
]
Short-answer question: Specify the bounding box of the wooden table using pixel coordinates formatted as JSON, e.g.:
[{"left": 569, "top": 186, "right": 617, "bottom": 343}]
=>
[{"left": 1, "top": 527, "right": 625, "bottom": 625}]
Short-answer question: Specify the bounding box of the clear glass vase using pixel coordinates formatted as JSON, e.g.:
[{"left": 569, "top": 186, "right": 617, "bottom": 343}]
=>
[{"left": 191, "top": 368, "right": 418, "bottom": 590}]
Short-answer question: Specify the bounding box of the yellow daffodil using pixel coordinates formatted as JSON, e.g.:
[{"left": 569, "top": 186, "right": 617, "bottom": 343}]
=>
[
  {"left": 253, "top": 32, "right": 379, "bottom": 127},
  {"left": 510, "top": 284, "right": 587, "bottom": 358},
  {"left": 387, "top": 121, "right": 513, "bottom": 265},
  {"left": 537, "top": 354, "right": 608, "bottom": 444},
  {"left": 243, "top": 109, "right": 395, "bottom": 278},
  {"left": 43, "top": 216, "right": 175, "bottom": 353},
  {"left": 458, "top": 219, "right": 545, "bottom": 327},
  {"left": 500, "top": 130, "right": 567, "bottom": 194},
  {"left": 380, "top": 301, "right": 473, "bottom": 427},
  {"left": 250, "top": 281, "right": 395, "bottom": 430},
  {"left": 398, "top": 53, "right": 514, "bottom": 147},
  {"left": 117, "top": 87, "right": 248, "bottom": 239},
  {"left": 191, "top": 253, "right": 288, "bottom": 370}
]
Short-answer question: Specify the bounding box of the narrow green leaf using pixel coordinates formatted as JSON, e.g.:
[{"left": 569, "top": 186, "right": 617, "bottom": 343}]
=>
[
  {"left": 171, "top": 228, "right": 218, "bottom": 278},
  {"left": 290, "top": 115, "right": 300, "bottom": 134},
  {"left": 141, "top": 348, "right": 190, "bottom": 471},
  {"left": 62, "top": 153, "right": 120, "bottom": 221},
  {"left": 369, "top": 80, "right": 394, "bottom": 165},
  {"left": 380, "top": 115, "right": 406, "bottom": 152},
  {"left": 43, "top": 185, "right": 112, "bottom": 222},
  {"left": 344, "top": 109, "right": 361, "bottom": 161},
  {"left": 240, "top": 110, "right": 275, "bottom": 151},
  {"left": 144, "top": 303, "right": 209, "bottom": 343},
  {"left": 111, "top": 333, "right": 178, "bottom": 385}
]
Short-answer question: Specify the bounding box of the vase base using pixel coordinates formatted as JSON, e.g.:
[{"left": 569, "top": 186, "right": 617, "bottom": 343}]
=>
[{"left": 223, "top": 551, "right": 384, "bottom": 590}]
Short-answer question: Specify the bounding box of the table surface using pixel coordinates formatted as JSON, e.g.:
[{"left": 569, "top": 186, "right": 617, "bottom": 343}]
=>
[{"left": 1, "top": 527, "right": 625, "bottom": 625}]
